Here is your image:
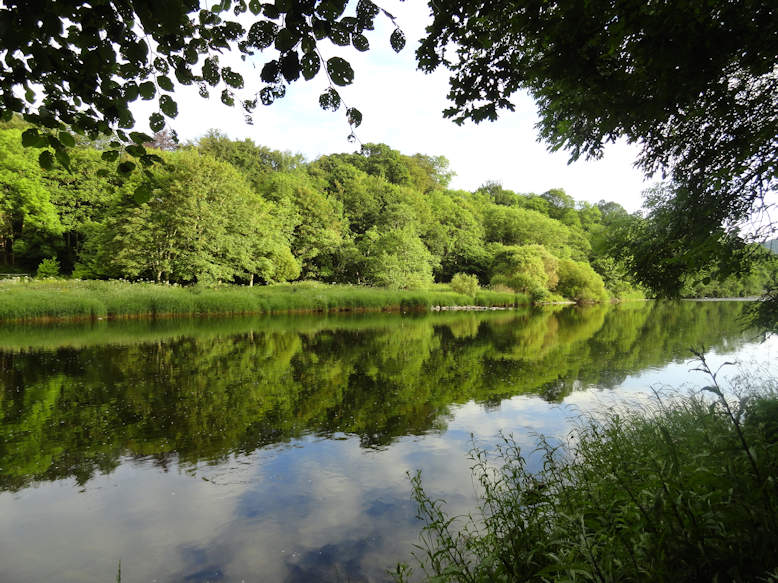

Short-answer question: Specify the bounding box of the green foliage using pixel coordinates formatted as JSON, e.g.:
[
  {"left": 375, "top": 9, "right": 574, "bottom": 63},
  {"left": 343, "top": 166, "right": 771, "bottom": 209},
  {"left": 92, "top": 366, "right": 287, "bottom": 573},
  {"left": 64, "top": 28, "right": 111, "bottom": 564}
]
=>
[
  {"left": 35, "top": 257, "right": 59, "bottom": 278},
  {"left": 449, "top": 273, "right": 480, "bottom": 296},
  {"left": 556, "top": 258, "right": 609, "bottom": 303},
  {"left": 398, "top": 370, "right": 778, "bottom": 582},
  {"left": 0, "top": 0, "right": 404, "bottom": 163}
]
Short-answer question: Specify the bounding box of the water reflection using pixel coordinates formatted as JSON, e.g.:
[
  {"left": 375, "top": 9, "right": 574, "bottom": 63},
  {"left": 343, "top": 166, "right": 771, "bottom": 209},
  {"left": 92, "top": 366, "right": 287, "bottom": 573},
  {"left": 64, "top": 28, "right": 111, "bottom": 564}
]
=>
[{"left": 0, "top": 301, "right": 767, "bottom": 582}]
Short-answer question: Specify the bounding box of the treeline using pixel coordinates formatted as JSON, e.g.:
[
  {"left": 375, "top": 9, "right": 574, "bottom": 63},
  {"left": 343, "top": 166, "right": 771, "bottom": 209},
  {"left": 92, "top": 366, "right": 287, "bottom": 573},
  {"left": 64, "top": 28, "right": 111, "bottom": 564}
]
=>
[{"left": 1, "top": 121, "right": 773, "bottom": 300}]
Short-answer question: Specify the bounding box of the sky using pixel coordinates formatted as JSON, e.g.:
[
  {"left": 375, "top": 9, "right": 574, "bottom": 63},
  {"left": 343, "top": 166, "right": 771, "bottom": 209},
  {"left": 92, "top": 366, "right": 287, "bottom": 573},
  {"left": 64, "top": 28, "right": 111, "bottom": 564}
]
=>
[{"left": 136, "top": 1, "right": 654, "bottom": 213}]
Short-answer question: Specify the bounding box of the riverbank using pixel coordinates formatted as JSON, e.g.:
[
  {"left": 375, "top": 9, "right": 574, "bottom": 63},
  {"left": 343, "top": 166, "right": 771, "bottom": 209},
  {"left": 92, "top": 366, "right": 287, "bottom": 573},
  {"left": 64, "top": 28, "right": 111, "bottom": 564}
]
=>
[
  {"left": 398, "top": 368, "right": 778, "bottom": 582},
  {"left": 0, "top": 279, "right": 529, "bottom": 323}
]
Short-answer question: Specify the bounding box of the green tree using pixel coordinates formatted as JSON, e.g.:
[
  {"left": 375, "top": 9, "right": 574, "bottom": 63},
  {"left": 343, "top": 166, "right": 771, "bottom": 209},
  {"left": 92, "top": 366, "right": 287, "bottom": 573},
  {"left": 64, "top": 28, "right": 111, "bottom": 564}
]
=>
[
  {"left": 0, "top": 129, "right": 62, "bottom": 267},
  {"left": 418, "top": 0, "right": 777, "bottom": 318}
]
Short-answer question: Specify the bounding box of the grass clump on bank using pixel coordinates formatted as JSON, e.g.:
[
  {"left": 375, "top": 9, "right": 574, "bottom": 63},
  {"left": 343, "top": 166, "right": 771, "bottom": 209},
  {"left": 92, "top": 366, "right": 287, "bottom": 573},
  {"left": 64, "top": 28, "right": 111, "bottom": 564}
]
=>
[
  {"left": 0, "top": 279, "right": 528, "bottom": 322},
  {"left": 396, "top": 356, "right": 778, "bottom": 582}
]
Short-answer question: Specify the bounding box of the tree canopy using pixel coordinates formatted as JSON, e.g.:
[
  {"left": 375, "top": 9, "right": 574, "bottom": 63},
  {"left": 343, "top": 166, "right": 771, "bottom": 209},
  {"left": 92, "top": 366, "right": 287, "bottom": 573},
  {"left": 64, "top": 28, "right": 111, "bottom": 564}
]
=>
[{"left": 1, "top": 0, "right": 776, "bottom": 321}]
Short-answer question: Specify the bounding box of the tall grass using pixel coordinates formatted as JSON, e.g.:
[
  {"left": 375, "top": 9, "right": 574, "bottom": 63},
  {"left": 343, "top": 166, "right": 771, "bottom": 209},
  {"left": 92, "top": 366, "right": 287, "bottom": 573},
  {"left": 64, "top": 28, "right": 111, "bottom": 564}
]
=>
[
  {"left": 396, "top": 355, "right": 778, "bottom": 582},
  {"left": 0, "top": 279, "right": 529, "bottom": 322}
]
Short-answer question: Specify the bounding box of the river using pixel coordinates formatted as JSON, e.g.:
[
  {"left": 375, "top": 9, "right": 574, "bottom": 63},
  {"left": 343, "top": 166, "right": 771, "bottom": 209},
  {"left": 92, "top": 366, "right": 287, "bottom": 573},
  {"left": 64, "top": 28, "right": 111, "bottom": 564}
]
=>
[{"left": 0, "top": 301, "right": 775, "bottom": 582}]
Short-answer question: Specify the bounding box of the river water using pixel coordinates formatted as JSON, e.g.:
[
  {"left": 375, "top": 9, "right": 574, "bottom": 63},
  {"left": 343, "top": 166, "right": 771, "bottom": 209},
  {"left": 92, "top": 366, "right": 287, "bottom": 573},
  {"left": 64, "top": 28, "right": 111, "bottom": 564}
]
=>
[{"left": 0, "top": 301, "right": 775, "bottom": 582}]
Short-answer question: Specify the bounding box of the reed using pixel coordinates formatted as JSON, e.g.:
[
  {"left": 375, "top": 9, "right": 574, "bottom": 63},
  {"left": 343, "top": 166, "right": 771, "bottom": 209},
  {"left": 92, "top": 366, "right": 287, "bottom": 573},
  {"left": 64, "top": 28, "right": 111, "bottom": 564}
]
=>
[
  {"left": 396, "top": 357, "right": 778, "bottom": 582},
  {"left": 0, "top": 279, "right": 529, "bottom": 322}
]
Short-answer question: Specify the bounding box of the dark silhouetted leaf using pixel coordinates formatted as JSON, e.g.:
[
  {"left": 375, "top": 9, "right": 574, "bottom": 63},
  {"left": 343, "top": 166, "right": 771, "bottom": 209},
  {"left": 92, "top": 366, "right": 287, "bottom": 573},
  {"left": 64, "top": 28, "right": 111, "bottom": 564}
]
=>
[
  {"left": 247, "top": 20, "right": 277, "bottom": 48},
  {"left": 352, "top": 33, "right": 369, "bottom": 51},
  {"left": 58, "top": 132, "right": 75, "bottom": 147},
  {"left": 346, "top": 107, "right": 362, "bottom": 127},
  {"left": 133, "top": 183, "right": 152, "bottom": 204},
  {"left": 130, "top": 131, "right": 153, "bottom": 144},
  {"left": 261, "top": 60, "right": 280, "bottom": 83},
  {"left": 139, "top": 81, "right": 156, "bottom": 99},
  {"left": 327, "top": 57, "right": 354, "bottom": 86},
  {"left": 102, "top": 150, "right": 120, "bottom": 162},
  {"left": 159, "top": 95, "right": 178, "bottom": 118},
  {"left": 319, "top": 87, "right": 341, "bottom": 111},
  {"left": 117, "top": 161, "right": 136, "bottom": 174},
  {"left": 38, "top": 150, "right": 54, "bottom": 169},
  {"left": 149, "top": 113, "right": 165, "bottom": 132},
  {"left": 280, "top": 51, "right": 300, "bottom": 82},
  {"left": 301, "top": 52, "right": 320, "bottom": 80},
  {"left": 390, "top": 28, "right": 405, "bottom": 52},
  {"left": 157, "top": 76, "right": 174, "bottom": 91}
]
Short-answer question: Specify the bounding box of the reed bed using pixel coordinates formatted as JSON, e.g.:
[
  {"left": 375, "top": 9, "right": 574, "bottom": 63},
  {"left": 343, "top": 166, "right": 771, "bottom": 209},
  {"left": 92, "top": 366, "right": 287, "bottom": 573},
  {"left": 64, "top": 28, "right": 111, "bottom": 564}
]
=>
[
  {"left": 396, "top": 355, "right": 778, "bottom": 582},
  {"left": 0, "top": 279, "right": 528, "bottom": 322}
]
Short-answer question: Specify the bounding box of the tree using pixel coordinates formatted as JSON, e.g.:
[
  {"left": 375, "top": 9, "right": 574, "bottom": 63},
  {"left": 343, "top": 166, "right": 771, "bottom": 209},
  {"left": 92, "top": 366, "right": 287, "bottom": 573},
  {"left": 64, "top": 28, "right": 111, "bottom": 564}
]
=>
[
  {"left": 0, "top": 129, "right": 62, "bottom": 267},
  {"left": 418, "top": 0, "right": 777, "bottom": 308},
  {"left": 0, "top": 0, "right": 406, "bottom": 172}
]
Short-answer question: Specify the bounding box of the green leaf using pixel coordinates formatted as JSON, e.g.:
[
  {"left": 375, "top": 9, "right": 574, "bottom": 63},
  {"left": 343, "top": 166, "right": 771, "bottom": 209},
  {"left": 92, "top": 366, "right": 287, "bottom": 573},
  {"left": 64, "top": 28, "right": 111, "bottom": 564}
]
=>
[
  {"left": 390, "top": 28, "right": 406, "bottom": 52},
  {"left": 149, "top": 113, "right": 165, "bottom": 133},
  {"left": 139, "top": 81, "right": 156, "bottom": 99},
  {"left": 21, "top": 128, "right": 41, "bottom": 148},
  {"left": 261, "top": 60, "right": 280, "bottom": 83},
  {"left": 352, "top": 33, "right": 369, "bottom": 52},
  {"left": 280, "top": 51, "right": 300, "bottom": 82},
  {"left": 117, "top": 161, "right": 136, "bottom": 175},
  {"left": 102, "top": 150, "right": 120, "bottom": 162},
  {"left": 157, "top": 76, "right": 174, "bottom": 91},
  {"left": 222, "top": 67, "right": 244, "bottom": 88},
  {"left": 275, "top": 28, "right": 299, "bottom": 52},
  {"left": 58, "top": 131, "right": 76, "bottom": 147},
  {"left": 326, "top": 57, "right": 354, "bottom": 86},
  {"left": 319, "top": 87, "right": 341, "bottom": 111},
  {"left": 130, "top": 131, "right": 153, "bottom": 144},
  {"left": 301, "top": 52, "right": 320, "bottom": 80},
  {"left": 38, "top": 150, "right": 54, "bottom": 170},
  {"left": 328, "top": 22, "right": 350, "bottom": 46},
  {"left": 55, "top": 148, "right": 71, "bottom": 171},
  {"left": 247, "top": 20, "right": 277, "bottom": 49},
  {"left": 346, "top": 107, "right": 362, "bottom": 127},
  {"left": 221, "top": 89, "right": 235, "bottom": 106},
  {"left": 159, "top": 95, "right": 178, "bottom": 118},
  {"left": 248, "top": 0, "right": 261, "bottom": 14},
  {"left": 133, "top": 184, "right": 152, "bottom": 204},
  {"left": 125, "top": 144, "right": 146, "bottom": 157},
  {"left": 25, "top": 88, "right": 35, "bottom": 103}
]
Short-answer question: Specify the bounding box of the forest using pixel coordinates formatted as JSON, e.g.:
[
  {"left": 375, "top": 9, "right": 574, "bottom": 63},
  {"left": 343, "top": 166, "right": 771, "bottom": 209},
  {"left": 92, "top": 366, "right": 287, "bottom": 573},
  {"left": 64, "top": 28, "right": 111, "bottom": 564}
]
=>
[{"left": 1, "top": 119, "right": 774, "bottom": 304}]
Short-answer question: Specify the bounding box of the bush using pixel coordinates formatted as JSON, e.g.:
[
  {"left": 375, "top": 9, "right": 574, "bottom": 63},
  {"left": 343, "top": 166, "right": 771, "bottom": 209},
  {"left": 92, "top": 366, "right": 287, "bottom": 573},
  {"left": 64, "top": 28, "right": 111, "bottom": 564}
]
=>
[
  {"left": 397, "top": 358, "right": 778, "bottom": 582},
  {"left": 450, "top": 273, "right": 480, "bottom": 296},
  {"left": 35, "top": 257, "right": 60, "bottom": 278}
]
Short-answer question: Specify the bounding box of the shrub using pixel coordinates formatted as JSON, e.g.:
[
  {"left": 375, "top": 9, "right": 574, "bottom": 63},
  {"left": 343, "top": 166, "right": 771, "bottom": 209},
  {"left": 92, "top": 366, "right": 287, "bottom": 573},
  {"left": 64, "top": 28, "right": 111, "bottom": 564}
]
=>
[
  {"left": 36, "top": 257, "right": 60, "bottom": 278},
  {"left": 450, "top": 273, "right": 480, "bottom": 296},
  {"left": 397, "top": 357, "right": 778, "bottom": 582}
]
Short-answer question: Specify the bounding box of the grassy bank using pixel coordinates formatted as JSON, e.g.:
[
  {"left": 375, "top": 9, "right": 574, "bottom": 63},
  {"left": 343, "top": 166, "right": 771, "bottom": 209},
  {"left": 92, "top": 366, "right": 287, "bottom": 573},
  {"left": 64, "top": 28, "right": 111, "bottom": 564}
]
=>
[
  {"left": 397, "top": 357, "right": 778, "bottom": 582},
  {"left": 0, "top": 279, "right": 527, "bottom": 322}
]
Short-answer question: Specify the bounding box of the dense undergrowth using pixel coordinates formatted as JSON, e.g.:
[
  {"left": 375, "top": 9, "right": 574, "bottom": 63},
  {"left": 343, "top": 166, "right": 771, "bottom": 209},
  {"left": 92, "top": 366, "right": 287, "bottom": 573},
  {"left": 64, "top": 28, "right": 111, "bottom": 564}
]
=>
[
  {"left": 396, "top": 355, "right": 778, "bottom": 582},
  {"left": 0, "top": 278, "right": 526, "bottom": 321}
]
